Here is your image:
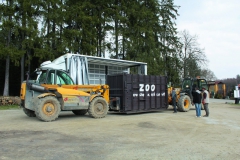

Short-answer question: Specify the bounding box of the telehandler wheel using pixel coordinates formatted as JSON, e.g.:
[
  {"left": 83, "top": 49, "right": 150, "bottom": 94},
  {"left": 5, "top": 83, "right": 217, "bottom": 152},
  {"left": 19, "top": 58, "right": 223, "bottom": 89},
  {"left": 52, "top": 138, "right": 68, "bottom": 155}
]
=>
[
  {"left": 35, "top": 96, "right": 61, "bottom": 122},
  {"left": 88, "top": 97, "right": 109, "bottom": 118},
  {"left": 177, "top": 95, "right": 191, "bottom": 112},
  {"left": 23, "top": 108, "right": 36, "bottom": 117},
  {"left": 72, "top": 110, "right": 88, "bottom": 115}
]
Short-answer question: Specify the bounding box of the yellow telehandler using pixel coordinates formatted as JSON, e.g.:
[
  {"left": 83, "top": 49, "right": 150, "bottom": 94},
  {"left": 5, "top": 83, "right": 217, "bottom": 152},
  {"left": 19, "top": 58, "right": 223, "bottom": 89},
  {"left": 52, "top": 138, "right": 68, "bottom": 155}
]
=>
[{"left": 20, "top": 68, "right": 109, "bottom": 122}]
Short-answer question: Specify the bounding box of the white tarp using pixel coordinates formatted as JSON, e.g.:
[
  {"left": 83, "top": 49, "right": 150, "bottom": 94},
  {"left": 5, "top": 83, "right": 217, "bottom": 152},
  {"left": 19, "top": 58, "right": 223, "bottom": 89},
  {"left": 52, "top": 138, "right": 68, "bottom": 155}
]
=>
[
  {"left": 69, "top": 56, "right": 89, "bottom": 85},
  {"left": 234, "top": 90, "right": 240, "bottom": 98}
]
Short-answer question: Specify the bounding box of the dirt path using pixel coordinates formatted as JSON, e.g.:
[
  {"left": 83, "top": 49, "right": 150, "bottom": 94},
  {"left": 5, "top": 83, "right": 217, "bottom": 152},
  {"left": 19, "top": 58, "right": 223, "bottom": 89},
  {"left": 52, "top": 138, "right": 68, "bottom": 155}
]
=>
[{"left": 0, "top": 99, "right": 240, "bottom": 160}]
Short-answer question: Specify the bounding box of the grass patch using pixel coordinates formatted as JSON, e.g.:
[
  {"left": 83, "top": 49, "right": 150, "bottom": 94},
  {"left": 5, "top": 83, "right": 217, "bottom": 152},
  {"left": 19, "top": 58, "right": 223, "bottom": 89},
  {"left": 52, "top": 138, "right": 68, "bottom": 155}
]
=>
[{"left": 0, "top": 105, "right": 21, "bottom": 110}]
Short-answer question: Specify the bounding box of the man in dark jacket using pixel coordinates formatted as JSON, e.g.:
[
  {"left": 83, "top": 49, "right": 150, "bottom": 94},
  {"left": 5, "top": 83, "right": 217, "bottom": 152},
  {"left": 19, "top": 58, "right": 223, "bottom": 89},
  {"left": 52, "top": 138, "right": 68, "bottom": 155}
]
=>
[
  {"left": 172, "top": 87, "right": 177, "bottom": 113},
  {"left": 192, "top": 87, "right": 202, "bottom": 117}
]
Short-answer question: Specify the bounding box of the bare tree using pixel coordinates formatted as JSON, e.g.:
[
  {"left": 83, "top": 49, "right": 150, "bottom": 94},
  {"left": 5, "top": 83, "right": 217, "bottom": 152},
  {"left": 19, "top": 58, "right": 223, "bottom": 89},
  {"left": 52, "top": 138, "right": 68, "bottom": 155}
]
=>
[
  {"left": 200, "top": 68, "right": 217, "bottom": 81},
  {"left": 179, "top": 30, "right": 208, "bottom": 78},
  {"left": 236, "top": 75, "right": 240, "bottom": 85}
]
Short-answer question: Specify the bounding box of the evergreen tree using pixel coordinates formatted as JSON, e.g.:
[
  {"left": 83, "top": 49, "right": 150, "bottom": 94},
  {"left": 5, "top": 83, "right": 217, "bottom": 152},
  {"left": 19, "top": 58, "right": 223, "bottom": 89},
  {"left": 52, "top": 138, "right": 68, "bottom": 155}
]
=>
[
  {"left": 37, "top": 0, "right": 65, "bottom": 60},
  {"left": 0, "top": 0, "right": 185, "bottom": 95},
  {"left": 14, "top": 0, "right": 41, "bottom": 81},
  {"left": 0, "top": 0, "right": 21, "bottom": 96}
]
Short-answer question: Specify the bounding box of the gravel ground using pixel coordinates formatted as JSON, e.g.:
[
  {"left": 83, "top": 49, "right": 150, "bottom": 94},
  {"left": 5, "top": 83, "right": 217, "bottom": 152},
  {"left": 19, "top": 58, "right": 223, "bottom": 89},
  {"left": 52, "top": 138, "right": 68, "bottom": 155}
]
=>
[{"left": 0, "top": 98, "right": 240, "bottom": 160}]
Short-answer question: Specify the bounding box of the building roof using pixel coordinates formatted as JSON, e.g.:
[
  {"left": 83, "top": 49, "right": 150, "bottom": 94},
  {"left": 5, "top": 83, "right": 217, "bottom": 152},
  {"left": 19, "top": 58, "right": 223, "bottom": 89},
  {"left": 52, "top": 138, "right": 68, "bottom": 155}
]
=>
[
  {"left": 77, "top": 54, "right": 147, "bottom": 67},
  {"left": 208, "top": 81, "right": 225, "bottom": 85}
]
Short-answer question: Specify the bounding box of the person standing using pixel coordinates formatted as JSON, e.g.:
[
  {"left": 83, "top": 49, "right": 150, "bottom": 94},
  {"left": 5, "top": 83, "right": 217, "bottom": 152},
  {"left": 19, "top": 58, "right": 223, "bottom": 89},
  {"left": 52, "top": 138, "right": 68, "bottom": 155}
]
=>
[
  {"left": 202, "top": 87, "right": 210, "bottom": 117},
  {"left": 192, "top": 87, "right": 202, "bottom": 117},
  {"left": 171, "top": 87, "right": 177, "bottom": 113}
]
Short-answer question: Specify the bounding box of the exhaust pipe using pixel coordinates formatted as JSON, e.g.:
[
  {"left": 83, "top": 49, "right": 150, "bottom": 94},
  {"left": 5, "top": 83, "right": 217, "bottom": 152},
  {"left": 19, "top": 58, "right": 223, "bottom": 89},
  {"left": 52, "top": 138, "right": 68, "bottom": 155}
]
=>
[
  {"left": 25, "top": 71, "right": 47, "bottom": 93},
  {"left": 30, "top": 84, "right": 46, "bottom": 92}
]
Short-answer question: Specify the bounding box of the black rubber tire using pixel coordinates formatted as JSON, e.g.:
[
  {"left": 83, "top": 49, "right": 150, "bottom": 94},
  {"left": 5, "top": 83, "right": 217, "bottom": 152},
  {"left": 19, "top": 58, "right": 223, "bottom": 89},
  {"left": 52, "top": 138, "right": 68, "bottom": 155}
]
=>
[
  {"left": 35, "top": 96, "right": 61, "bottom": 122},
  {"left": 23, "top": 108, "right": 36, "bottom": 117},
  {"left": 72, "top": 110, "right": 88, "bottom": 115},
  {"left": 177, "top": 95, "right": 192, "bottom": 112},
  {"left": 88, "top": 97, "right": 109, "bottom": 118}
]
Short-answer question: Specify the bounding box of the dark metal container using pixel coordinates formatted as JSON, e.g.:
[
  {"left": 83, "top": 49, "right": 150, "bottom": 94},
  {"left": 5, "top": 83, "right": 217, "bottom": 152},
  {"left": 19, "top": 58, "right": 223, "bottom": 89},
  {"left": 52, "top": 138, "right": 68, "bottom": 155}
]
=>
[{"left": 107, "top": 73, "right": 168, "bottom": 113}]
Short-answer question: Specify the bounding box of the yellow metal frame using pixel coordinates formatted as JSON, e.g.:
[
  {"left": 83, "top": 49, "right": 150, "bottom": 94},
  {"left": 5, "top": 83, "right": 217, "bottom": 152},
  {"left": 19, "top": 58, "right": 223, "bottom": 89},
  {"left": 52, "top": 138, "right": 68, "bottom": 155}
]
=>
[
  {"left": 168, "top": 87, "right": 181, "bottom": 104},
  {"left": 41, "top": 84, "right": 110, "bottom": 103},
  {"left": 20, "top": 82, "right": 27, "bottom": 100}
]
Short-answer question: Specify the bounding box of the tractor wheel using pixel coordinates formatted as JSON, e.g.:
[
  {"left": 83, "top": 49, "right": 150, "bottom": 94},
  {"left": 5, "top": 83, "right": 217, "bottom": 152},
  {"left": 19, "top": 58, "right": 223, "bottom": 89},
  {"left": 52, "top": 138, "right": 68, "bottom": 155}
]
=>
[
  {"left": 177, "top": 95, "right": 192, "bottom": 112},
  {"left": 88, "top": 97, "right": 109, "bottom": 118},
  {"left": 23, "top": 108, "right": 36, "bottom": 117},
  {"left": 35, "top": 96, "right": 61, "bottom": 122},
  {"left": 72, "top": 110, "right": 88, "bottom": 115}
]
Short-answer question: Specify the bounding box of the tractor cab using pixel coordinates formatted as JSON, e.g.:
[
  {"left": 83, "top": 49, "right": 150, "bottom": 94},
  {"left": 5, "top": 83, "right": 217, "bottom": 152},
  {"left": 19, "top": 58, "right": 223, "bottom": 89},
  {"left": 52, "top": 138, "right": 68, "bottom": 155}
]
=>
[
  {"left": 29, "top": 68, "right": 75, "bottom": 85},
  {"left": 181, "top": 77, "right": 208, "bottom": 93}
]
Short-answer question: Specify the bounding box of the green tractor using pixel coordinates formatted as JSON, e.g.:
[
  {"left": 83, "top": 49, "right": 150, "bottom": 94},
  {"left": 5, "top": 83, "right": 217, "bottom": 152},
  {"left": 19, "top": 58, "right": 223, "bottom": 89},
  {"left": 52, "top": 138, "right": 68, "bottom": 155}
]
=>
[{"left": 177, "top": 77, "right": 208, "bottom": 112}]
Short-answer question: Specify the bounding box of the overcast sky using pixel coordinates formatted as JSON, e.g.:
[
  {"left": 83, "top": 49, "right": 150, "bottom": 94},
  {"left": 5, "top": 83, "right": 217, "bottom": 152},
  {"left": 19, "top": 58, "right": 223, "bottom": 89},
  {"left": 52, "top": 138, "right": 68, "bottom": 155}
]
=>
[{"left": 174, "top": 0, "right": 240, "bottom": 79}]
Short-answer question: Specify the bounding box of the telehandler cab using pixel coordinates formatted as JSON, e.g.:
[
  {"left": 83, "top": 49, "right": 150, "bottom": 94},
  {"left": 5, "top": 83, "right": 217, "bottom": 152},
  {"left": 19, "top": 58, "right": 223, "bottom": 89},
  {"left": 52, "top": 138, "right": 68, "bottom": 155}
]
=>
[{"left": 20, "top": 68, "right": 109, "bottom": 122}]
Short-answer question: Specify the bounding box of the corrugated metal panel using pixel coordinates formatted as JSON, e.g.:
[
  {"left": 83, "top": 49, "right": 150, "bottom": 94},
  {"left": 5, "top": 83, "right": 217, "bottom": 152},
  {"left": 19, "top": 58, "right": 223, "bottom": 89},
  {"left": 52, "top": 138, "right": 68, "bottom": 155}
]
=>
[{"left": 107, "top": 73, "right": 168, "bottom": 113}]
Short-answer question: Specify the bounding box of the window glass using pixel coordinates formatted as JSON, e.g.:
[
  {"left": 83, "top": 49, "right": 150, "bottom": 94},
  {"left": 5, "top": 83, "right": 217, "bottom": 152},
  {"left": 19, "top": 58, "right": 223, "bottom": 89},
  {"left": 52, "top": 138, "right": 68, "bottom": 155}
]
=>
[
  {"left": 200, "top": 79, "right": 208, "bottom": 90},
  {"left": 182, "top": 79, "right": 191, "bottom": 90},
  {"left": 38, "top": 70, "right": 47, "bottom": 84},
  {"left": 37, "top": 70, "right": 74, "bottom": 85},
  {"left": 192, "top": 80, "right": 198, "bottom": 89},
  {"left": 56, "top": 70, "right": 74, "bottom": 85},
  {"left": 45, "top": 70, "right": 55, "bottom": 84}
]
